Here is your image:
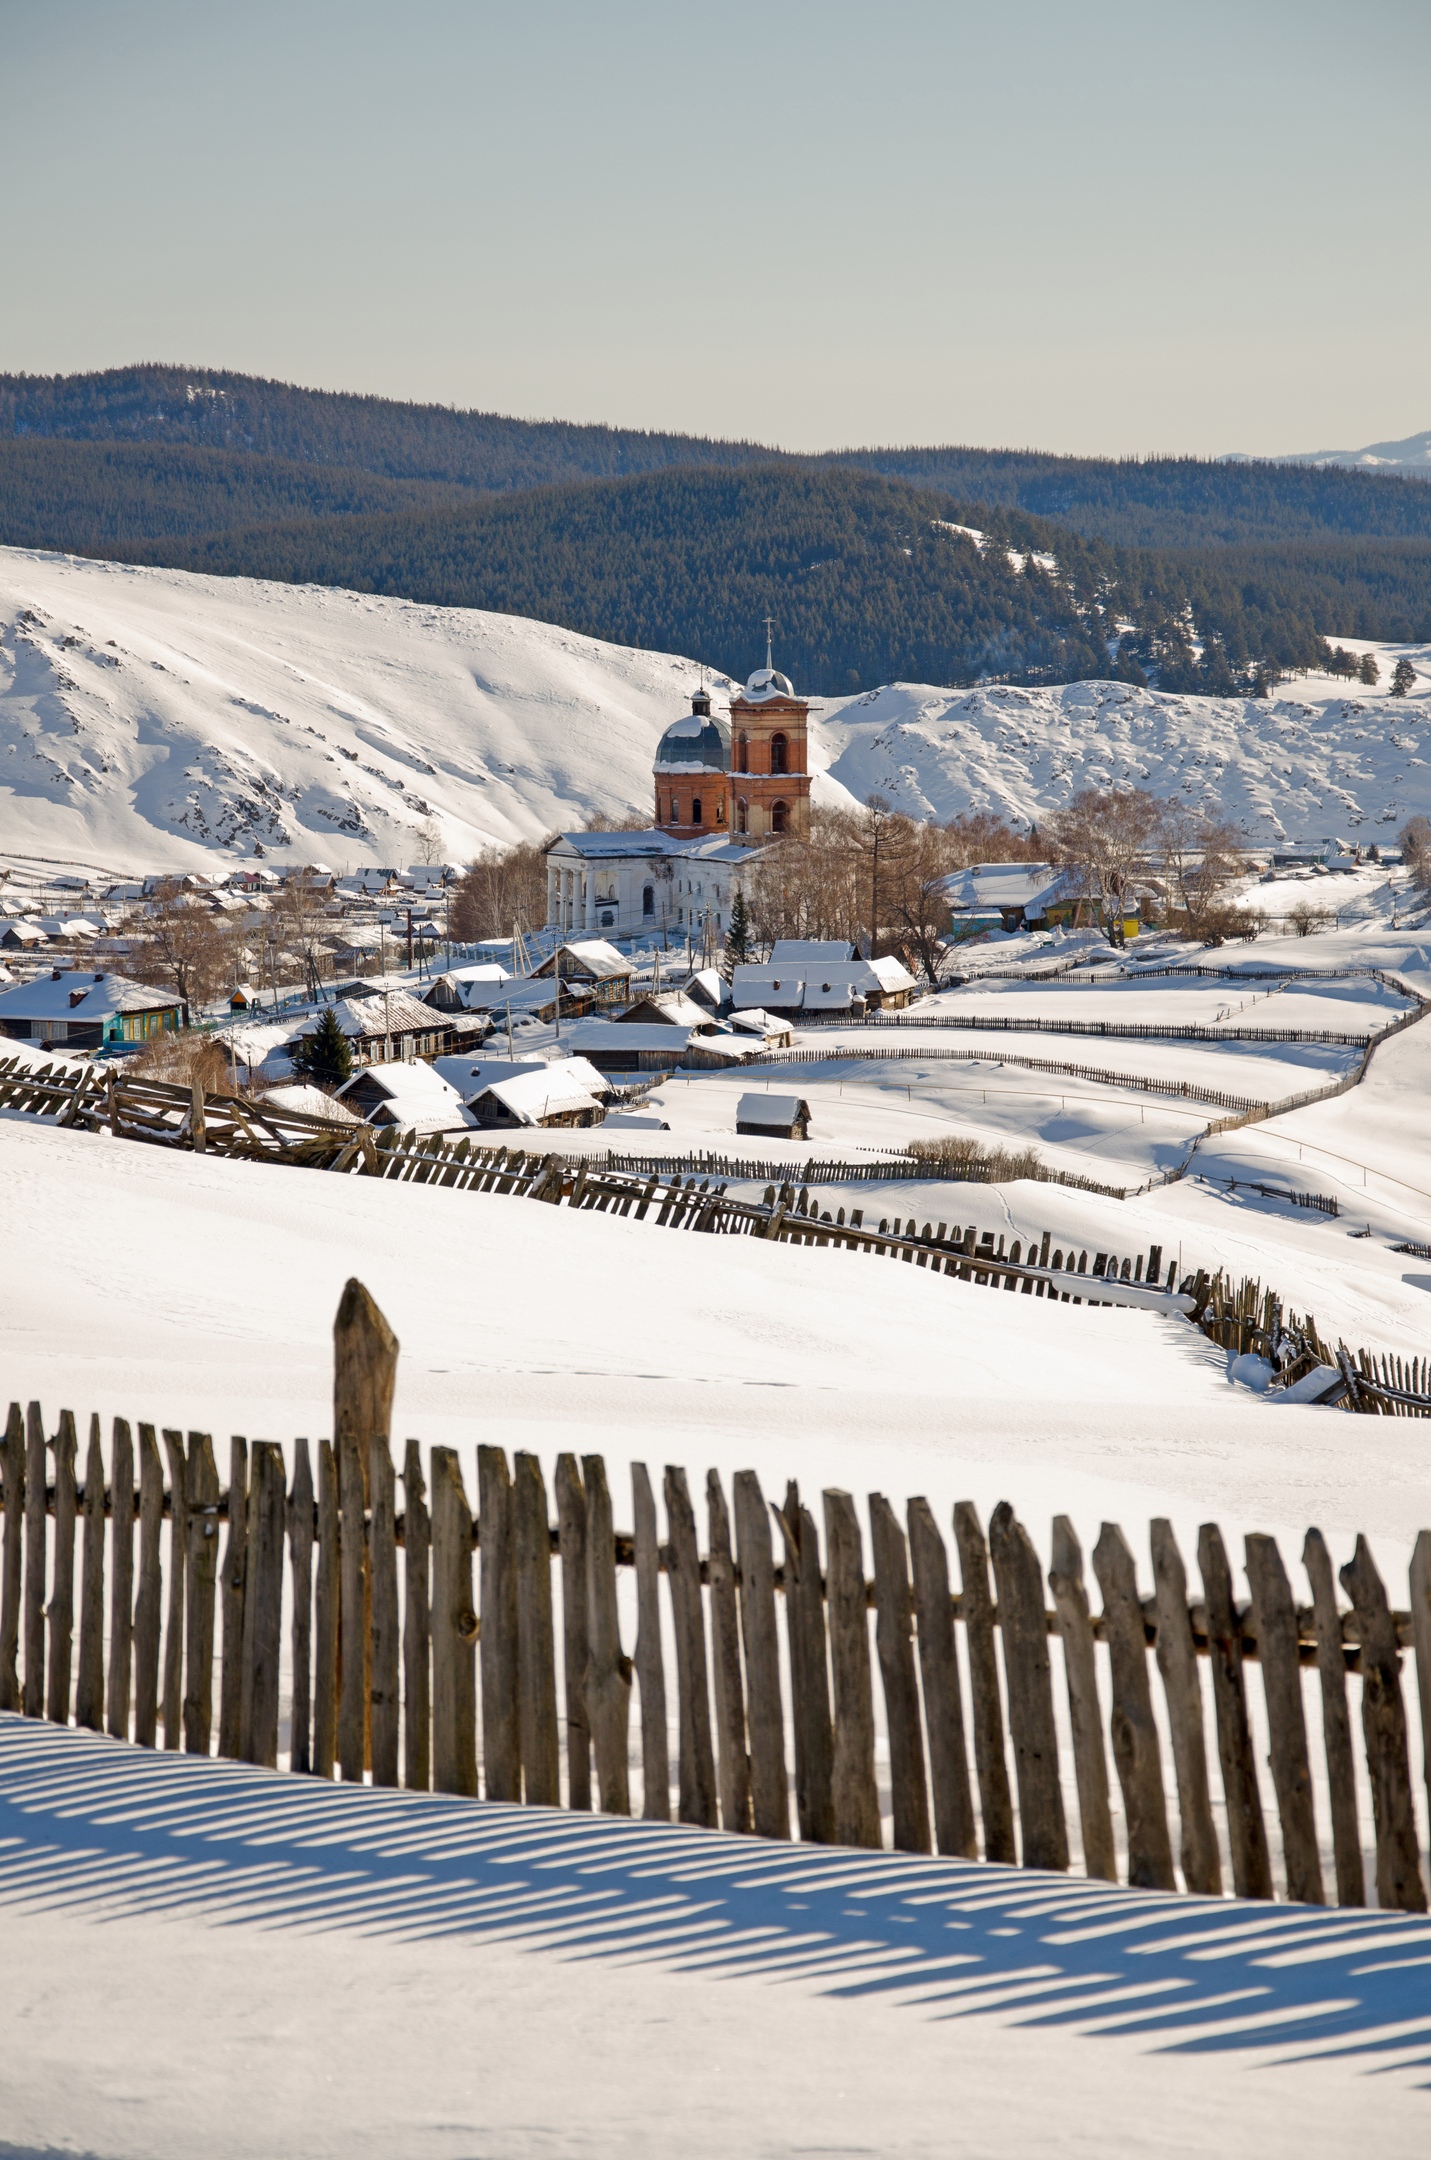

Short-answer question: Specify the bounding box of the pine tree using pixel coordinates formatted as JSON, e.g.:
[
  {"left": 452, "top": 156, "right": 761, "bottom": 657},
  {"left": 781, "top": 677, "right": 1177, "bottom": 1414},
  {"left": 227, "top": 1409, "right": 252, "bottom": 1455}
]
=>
[
  {"left": 721, "top": 887, "right": 753, "bottom": 978},
  {"left": 1391, "top": 657, "right": 1416, "bottom": 697},
  {"left": 1359, "top": 652, "right": 1381, "bottom": 686},
  {"left": 290, "top": 1005, "right": 353, "bottom": 1087}
]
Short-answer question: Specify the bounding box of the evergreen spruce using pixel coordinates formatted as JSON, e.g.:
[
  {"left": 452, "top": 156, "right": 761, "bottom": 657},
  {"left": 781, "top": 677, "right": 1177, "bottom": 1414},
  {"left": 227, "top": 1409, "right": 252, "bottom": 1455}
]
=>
[
  {"left": 1392, "top": 656, "right": 1416, "bottom": 696},
  {"left": 290, "top": 1004, "right": 353, "bottom": 1087},
  {"left": 721, "top": 886, "right": 753, "bottom": 978}
]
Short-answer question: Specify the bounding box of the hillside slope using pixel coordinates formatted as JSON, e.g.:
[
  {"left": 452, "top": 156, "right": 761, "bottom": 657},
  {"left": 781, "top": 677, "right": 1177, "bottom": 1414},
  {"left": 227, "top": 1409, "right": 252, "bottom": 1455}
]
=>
[{"left": 1, "top": 549, "right": 1428, "bottom": 872}]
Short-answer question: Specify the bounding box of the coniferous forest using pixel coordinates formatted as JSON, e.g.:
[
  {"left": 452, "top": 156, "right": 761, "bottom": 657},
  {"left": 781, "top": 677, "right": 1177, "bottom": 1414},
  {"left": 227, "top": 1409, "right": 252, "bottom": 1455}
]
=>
[{"left": 3, "top": 364, "right": 1431, "bottom": 696}]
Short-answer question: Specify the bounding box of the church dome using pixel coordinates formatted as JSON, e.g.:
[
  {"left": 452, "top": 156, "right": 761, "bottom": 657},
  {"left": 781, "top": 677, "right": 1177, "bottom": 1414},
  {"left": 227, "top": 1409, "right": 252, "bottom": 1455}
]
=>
[
  {"left": 743, "top": 664, "right": 795, "bottom": 699},
  {"left": 653, "top": 707, "right": 731, "bottom": 775}
]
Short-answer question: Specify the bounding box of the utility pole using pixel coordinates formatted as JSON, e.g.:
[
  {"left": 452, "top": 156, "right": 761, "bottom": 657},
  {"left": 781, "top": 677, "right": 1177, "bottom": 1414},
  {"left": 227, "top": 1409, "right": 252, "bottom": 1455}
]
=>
[{"left": 405, "top": 907, "right": 413, "bottom": 973}]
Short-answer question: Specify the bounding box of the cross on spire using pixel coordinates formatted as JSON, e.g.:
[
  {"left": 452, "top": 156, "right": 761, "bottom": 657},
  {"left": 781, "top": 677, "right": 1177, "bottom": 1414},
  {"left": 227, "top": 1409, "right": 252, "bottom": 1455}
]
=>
[{"left": 763, "top": 615, "right": 775, "bottom": 670}]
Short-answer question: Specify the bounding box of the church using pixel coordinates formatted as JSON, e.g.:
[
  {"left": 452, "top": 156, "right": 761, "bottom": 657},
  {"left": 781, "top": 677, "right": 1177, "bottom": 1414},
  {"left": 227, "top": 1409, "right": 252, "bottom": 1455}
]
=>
[{"left": 544, "top": 651, "right": 813, "bottom": 944}]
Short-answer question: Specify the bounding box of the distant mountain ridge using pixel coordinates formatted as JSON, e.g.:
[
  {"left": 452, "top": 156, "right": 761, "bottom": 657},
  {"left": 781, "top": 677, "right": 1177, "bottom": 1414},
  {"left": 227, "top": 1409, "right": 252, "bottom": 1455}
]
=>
[{"left": 1224, "top": 427, "right": 1431, "bottom": 480}]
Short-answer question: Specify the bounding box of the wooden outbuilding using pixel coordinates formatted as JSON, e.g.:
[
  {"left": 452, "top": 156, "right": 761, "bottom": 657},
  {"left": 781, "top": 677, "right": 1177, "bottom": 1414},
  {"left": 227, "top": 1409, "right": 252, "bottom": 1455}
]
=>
[{"left": 735, "top": 1091, "right": 811, "bottom": 1140}]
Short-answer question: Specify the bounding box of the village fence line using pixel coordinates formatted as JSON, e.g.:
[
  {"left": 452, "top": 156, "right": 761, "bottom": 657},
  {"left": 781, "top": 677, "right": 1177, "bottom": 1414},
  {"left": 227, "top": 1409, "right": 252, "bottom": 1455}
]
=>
[{"left": 1, "top": 1283, "right": 1428, "bottom": 1914}]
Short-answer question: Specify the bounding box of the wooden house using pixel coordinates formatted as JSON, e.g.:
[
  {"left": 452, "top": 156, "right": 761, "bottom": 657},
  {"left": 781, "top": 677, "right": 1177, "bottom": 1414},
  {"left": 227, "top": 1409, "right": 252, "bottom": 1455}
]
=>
[{"left": 735, "top": 1091, "right": 812, "bottom": 1140}]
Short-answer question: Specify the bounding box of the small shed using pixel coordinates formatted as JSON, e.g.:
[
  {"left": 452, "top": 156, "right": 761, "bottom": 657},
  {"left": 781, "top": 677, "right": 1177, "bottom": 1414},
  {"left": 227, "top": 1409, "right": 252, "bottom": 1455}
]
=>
[
  {"left": 736, "top": 1091, "right": 811, "bottom": 1141},
  {"left": 228, "top": 984, "right": 260, "bottom": 1012}
]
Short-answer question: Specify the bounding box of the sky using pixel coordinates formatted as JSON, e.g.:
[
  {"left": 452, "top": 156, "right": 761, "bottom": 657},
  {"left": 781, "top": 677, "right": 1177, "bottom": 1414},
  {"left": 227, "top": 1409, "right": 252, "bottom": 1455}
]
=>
[{"left": 3, "top": 0, "right": 1428, "bottom": 459}]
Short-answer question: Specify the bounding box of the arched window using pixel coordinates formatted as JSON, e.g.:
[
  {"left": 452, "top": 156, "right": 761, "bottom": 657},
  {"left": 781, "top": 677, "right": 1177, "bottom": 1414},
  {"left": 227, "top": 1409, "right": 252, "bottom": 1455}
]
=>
[
  {"left": 770, "top": 732, "right": 788, "bottom": 775},
  {"left": 692, "top": 795, "right": 703, "bottom": 825},
  {"left": 716, "top": 797, "right": 725, "bottom": 824},
  {"left": 670, "top": 795, "right": 680, "bottom": 823},
  {"left": 736, "top": 797, "right": 748, "bottom": 833},
  {"left": 642, "top": 884, "right": 654, "bottom": 918},
  {"left": 772, "top": 799, "right": 789, "bottom": 833},
  {"left": 737, "top": 731, "right": 748, "bottom": 771}
]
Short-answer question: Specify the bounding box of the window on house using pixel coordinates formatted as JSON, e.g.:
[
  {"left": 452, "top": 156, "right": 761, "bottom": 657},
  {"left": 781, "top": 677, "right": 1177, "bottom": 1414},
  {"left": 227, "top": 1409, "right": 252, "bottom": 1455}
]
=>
[
  {"left": 770, "top": 732, "right": 788, "bottom": 775},
  {"left": 736, "top": 797, "right": 748, "bottom": 832},
  {"left": 692, "top": 796, "right": 703, "bottom": 825},
  {"left": 772, "top": 799, "right": 790, "bottom": 833},
  {"left": 737, "top": 731, "right": 748, "bottom": 770},
  {"left": 642, "top": 884, "right": 654, "bottom": 917},
  {"left": 670, "top": 796, "right": 679, "bottom": 822}
]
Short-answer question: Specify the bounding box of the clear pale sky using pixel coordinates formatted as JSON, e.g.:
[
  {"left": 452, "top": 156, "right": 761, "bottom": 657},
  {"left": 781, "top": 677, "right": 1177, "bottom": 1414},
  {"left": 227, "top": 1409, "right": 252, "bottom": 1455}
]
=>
[{"left": 3, "top": 0, "right": 1427, "bottom": 458}]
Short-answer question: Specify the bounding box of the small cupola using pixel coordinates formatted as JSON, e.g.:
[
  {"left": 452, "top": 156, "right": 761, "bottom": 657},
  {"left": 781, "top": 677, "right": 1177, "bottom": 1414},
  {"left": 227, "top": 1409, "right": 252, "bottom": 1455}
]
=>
[{"left": 691, "top": 683, "right": 712, "bottom": 718}]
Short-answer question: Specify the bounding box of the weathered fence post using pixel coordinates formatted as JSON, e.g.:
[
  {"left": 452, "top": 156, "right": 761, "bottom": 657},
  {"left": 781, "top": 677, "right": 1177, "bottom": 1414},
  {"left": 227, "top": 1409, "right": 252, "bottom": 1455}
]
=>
[
  {"left": 183, "top": 1433, "right": 219, "bottom": 1754},
  {"left": 664, "top": 1465, "right": 717, "bottom": 1828},
  {"left": 708, "top": 1471, "right": 752, "bottom": 1834},
  {"left": 160, "top": 1429, "right": 186, "bottom": 1747},
  {"left": 402, "top": 1440, "right": 431, "bottom": 1791},
  {"left": 313, "top": 1439, "right": 339, "bottom": 1779},
  {"left": 774, "top": 1484, "right": 834, "bottom": 1844},
  {"left": 478, "top": 1444, "right": 521, "bottom": 1803},
  {"left": 47, "top": 1411, "right": 78, "bottom": 1727},
  {"left": 555, "top": 1453, "right": 592, "bottom": 1809},
  {"left": 368, "top": 1437, "right": 400, "bottom": 1787},
  {"left": 132, "top": 1426, "right": 164, "bottom": 1748},
  {"left": 240, "top": 1442, "right": 285, "bottom": 1769},
  {"left": 953, "top": 1502, "right": 1015, "bottom": 1865},
  {"left": 514, "top": 1450, "right": 559, "bottom": 1807},
  {"left": 869, "top": 1492, "right": 930, "bottom": 1855},
  {"left": 733, "top": 1469, "right": 788, "bottom": 1839},
  {"left": 0, "top": 1404, "right": 21, "bottom": 1712},
  {"left": 990, "top": 1502, "right": 1067, "bottom": 1872},
  {"left": 218, "top": 1436, "right": 248, "bottom": 1759},
  {"left": 288, "top": 1439, "right": 315, "bottom": 1776},
  {"left": 632, "top": 1464, "right": 670, "bottom": 1821},
  {"left": 1340, "top": 1536, "right": 1427, "bottom": 1913},
  {"left": 1197, "top": 1521, "right": 1271, "bottom": 1899},
  {"left": 22, "top": 1402, "right": 46, "bottom": 1717},
  {"left": 1245, "top": 1533, "right": 1323, "bottom": 1904},
  {"left": 333, "top": 1280, "right": 399, "bottom": 1779},
  {"left": 1410, "top": 1530, "right": 1431, "bottom": 1844},
  {"left": 106, "top": 1417, "right": 135, "bottom": 1741},
  {"left": 430, "top": 1446, "right": 478, "bottom": 1797},
  {"left": 1150, "top": 1519, "right": 1221, "bottom": 1896},
  {"left": 823, "top": 1489, "right": 881, "bottom": 1850},
  {"left": 77, "top": 1415, "right": 106, "bottom": 1733},
  {"left": 907, "top": 1497, "right": 976, "bottom": 1859},
  {"left": 1303, "top": 1527, "right": 1365, "bottom": 1907},
  {"left": 1093, "top": 1522, "right": 1174, "bottom": 1891},
  {"left": 584, "top": 1454, "right": 631, "bottom": 1815},
  {"left": 1048, "top": 1515, "right": 1115, "bottom": 1882}
]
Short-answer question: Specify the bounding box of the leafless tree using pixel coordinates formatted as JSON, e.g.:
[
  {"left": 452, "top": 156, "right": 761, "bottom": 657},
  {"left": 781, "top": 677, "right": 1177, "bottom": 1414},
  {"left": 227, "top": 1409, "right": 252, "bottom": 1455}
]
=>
[
  {"left": 275, "top": 872, "right": 334, "bottom": 1002},
  {"left": 1158, "top": 804, "right": 1247, "bottom": 931},
  {"left": 1043, "top": 788, "right": 1163, "bottom": 943},
  {"left": 452, "top": 841, "right": 552, "bottom": 943},
  {"left": 414, "top": 816, "right": 444, "bottom": 867},
  {"left": 126, "top": 882, "right": 244, "bottom": 1017},
  {"left": 1399, "top": 815, "right": 1431, "bottom": 893}
]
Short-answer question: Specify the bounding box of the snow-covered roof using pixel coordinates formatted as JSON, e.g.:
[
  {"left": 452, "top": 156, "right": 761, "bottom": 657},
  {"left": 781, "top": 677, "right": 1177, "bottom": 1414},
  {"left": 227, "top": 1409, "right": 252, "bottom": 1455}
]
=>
[
  {"left": 431, "top": 1052, "right": 606, "bottom": 1101},
  {"left": 335, "top": 1059, "right": 472, "bottom": 1132},
  {"left": 736, "top": 1092, "right": 808, "bottom": 1124},
  {"left": 0, "top": 969, "right": 180, "bottom": 1020},
  {"left": 261, "top": 1083, "right": 361, "bottom": 1126},
  {"left": 533, "top": 940, "right": 634, "bottom": 981},
  {"left": 473, "top": 1067, "right": 604, "bottom": 1125},
  {"left": 770, "top": 939, "right": 857, "bottom": 962},
  {"left": 292, "top": 989, "right": 440, "bottom": 1040},
  {"left": 653, "top": 711, "right": 732, "bottom": 774},
  {"left": 738, "top": 666, "right": 796, "bottom": 701},
  {"left": 682, "top": 967, "right": 729, "bottom": 1009},
  {"left": 727, "top": 1007, "right": 790, "bottom": 1036},
  {"left": 866, "top": 954, "right": 918, "bottom": 994},
  {"left": 941, "top": 862, "right": 1071, "bottom": 914},
  {"left": 618, "top": 993, "right": 712, "bottom": 1028}
]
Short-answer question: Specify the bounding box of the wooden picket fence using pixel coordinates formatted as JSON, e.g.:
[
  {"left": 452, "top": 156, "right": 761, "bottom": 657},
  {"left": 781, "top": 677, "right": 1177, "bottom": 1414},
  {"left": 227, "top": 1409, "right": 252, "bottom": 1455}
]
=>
[{"left": 2, "top": 1283, "right": 1429, "bottom": 1912}]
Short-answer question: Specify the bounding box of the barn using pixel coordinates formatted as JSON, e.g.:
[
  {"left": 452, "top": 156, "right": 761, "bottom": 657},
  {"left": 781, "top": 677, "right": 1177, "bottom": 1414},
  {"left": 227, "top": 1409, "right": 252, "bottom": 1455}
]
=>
[{"left": 735, "top": 1091, "right": 811, "bottom": 1140}]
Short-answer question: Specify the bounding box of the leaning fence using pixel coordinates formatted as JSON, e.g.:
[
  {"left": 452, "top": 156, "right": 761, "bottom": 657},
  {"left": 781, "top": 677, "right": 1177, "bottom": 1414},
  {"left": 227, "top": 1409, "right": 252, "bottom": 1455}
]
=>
[{"left": 2, "top": 1285, "right": 1428, "bottom": 1911}]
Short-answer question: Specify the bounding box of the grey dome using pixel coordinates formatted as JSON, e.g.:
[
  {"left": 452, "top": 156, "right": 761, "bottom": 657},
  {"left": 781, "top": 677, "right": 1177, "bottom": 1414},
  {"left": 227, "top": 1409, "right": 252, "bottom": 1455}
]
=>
[
  {"left": 743, "top": 665, "right": 795, "bottom": 699},
  {"left": 653, "top": 710, "right": 731, "bottom": 775}
]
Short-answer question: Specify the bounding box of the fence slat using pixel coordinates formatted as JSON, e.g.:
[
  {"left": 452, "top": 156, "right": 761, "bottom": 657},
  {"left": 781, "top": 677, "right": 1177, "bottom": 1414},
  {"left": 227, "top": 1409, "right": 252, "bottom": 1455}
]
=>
[
  {"left": 368, "top": 1438, "right": 400, "bottom": 1788},
  {"left": 989, "top": 1502, "right": 1067, "bottom": 1872},
  {"left": 1245, "top": 1534, "right": 1323, "bottom": 1904},
  {"left": 1093, "top": 1522, "right": 1175, "bottom": 1891},
  {"left": 22, "top": 1402, "right": 46, "bottom": 1717},
  {"left": 632, "top": 1465, "right": 670, "bottom": 1821},
  {"left": 183, "top": 1433, "right": 218, "bottom": 1755},
  {"left": 870, "top": 1493, "right": 930, "bottom": 1855},
  {"left": 160, "top": 1429, "right": 185, "bottom": 1748},
  {"left": 47, "top": 1411, "right": 77, "bottom": 1727},
  {"left": 514, "top": 1450, "right": 559, "bottom": 1808},
  {"left": 708, "top": 1471, "right": 752, "bottom": 1835},
  {"left": 952, "top": 1502, "right": 1015, "bottom": 1865},
  {"left": 1048, "top": 1515, "right": 1115, "bottom": 1882},
  {"left": 478, "top": 1444, "right": 521, "bottom": 1803},
  {"left": 402, "top": 1440, "right": 430, "bottom": 1792},
  {"left": 907, "top": 1497, "right": 976, "bottom": 1859},
  {"left": 218, "top": 1437, "right": 248, "bottom": 1759},
  {"left": 824, "top": 1489, "right": 881, "bottom": 1850},
  {"left": 1150, "top": 1520, "right": 1221, "bottom": 1896},
  {"left": 106, "top": 1418, "right": 134, "bottom": 1742},
  {"left": 775, "top": 1483, "right": 834, "bottom": 1844},
  {"left": 584, "top": 1454, "right": 631, "bottom": 1815},
  {"left": 664, "top": 1465, "right": 716, "bottom": 1828},
  {"left": 1197, "top": 1521, "right": 1272, "bottom": 1899},
  {"left": 288, "top": 1439, "right": 314, "bottom": 1776},
  {"left": 77, "top": 1416, "right": 106, "bottom": 1734},
  {"left": 430, "top": 1446, "right": 478, "bottom": 1798},
  {"left": 0, "top": 1405, "right": 21, "bottom": 1713},
  {"left": 555, "top": 1454, "right": 591, "bottom": 1810},
  {"left": 132, "top": 1426, "right": 164, "bottom": 1748},
  {"left": 337, "top": 1426, "right": 367, "bottom": 1783},
  {"left": 1412, "top": 1530, "right": 1431, "bottom": 1837},
  {"left": 313, "top": 1440, "right": 339, "bottom": 1780},
  {"left": 240, "top": 1442, "right": 285, "bottom": 1769},
  {"left": 1303, "top": 1527, "right": 1365, "bottom": 1906},
  {"left": 1340, "top": 1536, "right": 1428, "bottom": 1913},
  {"left": 734, "top": 1470, "right": 787, "bottom": 1840}
]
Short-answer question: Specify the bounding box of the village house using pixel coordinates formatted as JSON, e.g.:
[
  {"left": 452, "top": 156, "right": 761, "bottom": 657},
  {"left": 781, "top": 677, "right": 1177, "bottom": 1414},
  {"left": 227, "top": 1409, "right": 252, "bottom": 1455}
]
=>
[
  {"left": 467, "top": 1064, "right": 608, "bottom": 1130},
  {"left": 735, "top": 1091, "right": 812, "bottom": 1140},
  {"left": 531, "top": 940, "right": 635, "bottom": 1008},
  {"left": 334, "top": 1059, "right": 474, "bottom": 1133},
  {"left": 940, "top": 862, "right": 1084, "bottom": 936},
  {"left": 0, "top": 969, "right": 183, "bottom": 1051},
  {"left": 730, "top": 941, "right": 918, "bottom": 1017},
  {"left": 286, "top": 989, "right": 486, "bottom": 1069}
]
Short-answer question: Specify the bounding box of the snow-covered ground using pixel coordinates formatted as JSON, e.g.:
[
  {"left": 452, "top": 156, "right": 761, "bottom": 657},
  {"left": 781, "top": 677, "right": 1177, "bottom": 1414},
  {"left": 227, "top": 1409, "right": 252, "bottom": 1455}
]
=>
[{"left": 3, "top": 547, "right": 1431, "bottom": 871}]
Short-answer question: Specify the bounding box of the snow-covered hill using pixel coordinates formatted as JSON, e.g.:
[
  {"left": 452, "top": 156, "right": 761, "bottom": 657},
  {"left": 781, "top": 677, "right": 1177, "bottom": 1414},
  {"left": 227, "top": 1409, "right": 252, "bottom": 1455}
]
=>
[{"left": 2, "top": 546, "right": 1430, "bottom": 871}]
